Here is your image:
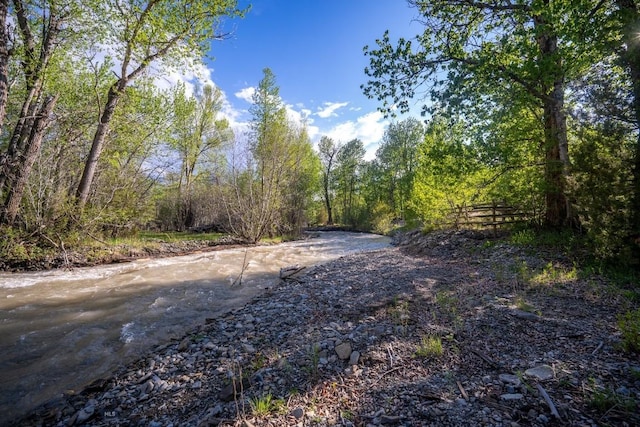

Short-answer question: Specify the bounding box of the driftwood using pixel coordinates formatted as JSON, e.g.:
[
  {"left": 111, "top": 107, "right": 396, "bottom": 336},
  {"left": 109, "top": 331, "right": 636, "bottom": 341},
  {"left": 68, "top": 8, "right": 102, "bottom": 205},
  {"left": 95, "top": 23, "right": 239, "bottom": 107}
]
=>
[
  {"left": 536, "top": 384, "right": 561, "bottom": 419},
  {"left": 280, "top": 265, "right": 306, "bottom": 280}
]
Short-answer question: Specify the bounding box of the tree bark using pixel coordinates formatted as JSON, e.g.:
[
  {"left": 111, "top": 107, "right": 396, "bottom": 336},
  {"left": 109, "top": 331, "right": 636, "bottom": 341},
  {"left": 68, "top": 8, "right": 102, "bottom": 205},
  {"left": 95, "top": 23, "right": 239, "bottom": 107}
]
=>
[
  {"left": 617, "top": 0, "right": 640, "bottom": 240},
  {"left": 0, "top": 0, "right": 62, "bottom": 197},
  {"left": 323, "top": 171, "right": 333, "bottom": 225},
  {"left": 534, "top": 11, "right": 573, "bottom": 228},
  {"left": 75, "top": 81, "right": 125, "bottom": 208},
  {"left": 2, "top": 95, "right": 58, "bottom": 224},
  {"left": 0, "top": 0, "right": 9, "bottom": 131}
]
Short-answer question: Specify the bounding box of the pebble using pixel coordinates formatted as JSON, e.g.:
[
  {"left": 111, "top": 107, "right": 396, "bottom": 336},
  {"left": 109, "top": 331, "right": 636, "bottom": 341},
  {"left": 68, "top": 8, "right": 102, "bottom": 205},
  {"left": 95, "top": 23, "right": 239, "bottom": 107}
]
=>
[
  {"left": 525, "top": 365, "right": 554, "bottom": 381},
  {"left": 500, "top": 393, "right": 524, "bottom": 400},
  {"left": 15, "top": 233, "right": 637, "bottom": 427}
]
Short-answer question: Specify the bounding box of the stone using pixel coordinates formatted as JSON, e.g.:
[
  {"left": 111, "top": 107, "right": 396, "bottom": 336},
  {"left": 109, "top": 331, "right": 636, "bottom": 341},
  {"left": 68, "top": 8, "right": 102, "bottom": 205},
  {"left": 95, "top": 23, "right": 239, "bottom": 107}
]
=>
[
  {"left": 335, "top": 342, "right": 352, "bottom": 360},
  {"left": 349, "top": 350, "right": 360, "bottom": 365},
  {"left": 218, "top": 378, "right": 251, "bottom": 402},
  {"left": 178, "top": 337, "right": 190, "bottom": 351},
  {"left": 499, "top": 374, "right": 521, "bottom": 387},
  {"left": 242, "top": 343, "right": 256, "bottom": 353},
  {"left": 525, "top": 365, "right": 554, "bottom": 381},
  {"left": 76, "top": 404, "right": 95, "bottom": 423},
  {"left": 291, "top": 407, "right": 304, "bottom": 419},
  {"left": 380, "top": 415, "right": 403, "bottom": 424},
  {"left": 500, "top": 393, "right": 524, "bottom": 401}
]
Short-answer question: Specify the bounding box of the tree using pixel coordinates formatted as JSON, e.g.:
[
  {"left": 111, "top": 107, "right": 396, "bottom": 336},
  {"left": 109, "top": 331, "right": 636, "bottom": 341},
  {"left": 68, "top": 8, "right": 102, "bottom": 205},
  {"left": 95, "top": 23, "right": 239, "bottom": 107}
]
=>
[
  {"left": 75, "top": 0, "right": 245, "bottom": 209},
  {"left": 0, "top": 0, "right": 10, "bottom": 131},
  {"left": 615, "top": 0, "right": 640, "bottom": 240},
  {"left": 0, "top": 0, "right": 74, "bottom": 224},
  {"left": 318, "top": 136, "right": 340, "bottom": 224},
  {"left": 222, "top": 68, "right": 318, "bottom": 242},
  {"left": 362, "top": 0, "right": 609, "bottom": 228},
  {"left": 334, "top": 138, "right": 365, "bottom": 226},
  {"left": 375, "top": 117, "right": 423, "bottom": 219},
  {"left": 169, "top": 83, "right": 231, "bottom": 230}
]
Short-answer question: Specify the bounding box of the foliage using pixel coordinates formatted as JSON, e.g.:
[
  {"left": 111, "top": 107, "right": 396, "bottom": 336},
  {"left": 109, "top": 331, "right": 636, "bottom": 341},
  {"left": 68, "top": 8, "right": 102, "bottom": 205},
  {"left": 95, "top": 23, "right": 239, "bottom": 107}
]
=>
[
  {"left": 221, "top": 69, "right": 319, "bottom": 242},
  {"left": 617, "top": 309, "right": 640, "bottom": 353},
  {"left": 334, "top": 138, "right": 366, "bottom": 227},
  {"left": 410, "top": 116, "right": 491, "bottom": 227},
  {"left": 372, "top": 118, "right": 424, "bottom": 220}
]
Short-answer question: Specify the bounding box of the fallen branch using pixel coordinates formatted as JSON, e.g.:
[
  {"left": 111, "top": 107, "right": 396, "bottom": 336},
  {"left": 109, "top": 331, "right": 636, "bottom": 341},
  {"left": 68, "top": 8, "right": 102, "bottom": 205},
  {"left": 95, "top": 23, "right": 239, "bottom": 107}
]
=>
[
  {"left": 457, "top": 380, "right": 469, "bottom": 400},
  {"left": 536, "top": 384, "right": 560, "bottom": 419},
  {"left": 468, "top": 347, "right": 502, "bottom": 369}
]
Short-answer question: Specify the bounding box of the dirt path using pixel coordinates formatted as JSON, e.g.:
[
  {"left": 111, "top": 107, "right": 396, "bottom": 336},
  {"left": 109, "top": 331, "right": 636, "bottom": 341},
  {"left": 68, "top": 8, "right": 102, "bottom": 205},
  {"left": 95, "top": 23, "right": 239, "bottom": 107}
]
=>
[{"left": 13, "top": 230, "right": 640, "bottom": 427}]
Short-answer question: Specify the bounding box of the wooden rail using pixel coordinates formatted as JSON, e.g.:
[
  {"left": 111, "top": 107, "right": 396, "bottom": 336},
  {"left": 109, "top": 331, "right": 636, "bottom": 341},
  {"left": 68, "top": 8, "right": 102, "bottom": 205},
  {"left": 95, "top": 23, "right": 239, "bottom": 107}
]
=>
[{"left": 448, "top": 202, "right": 531, "bottom": 235}]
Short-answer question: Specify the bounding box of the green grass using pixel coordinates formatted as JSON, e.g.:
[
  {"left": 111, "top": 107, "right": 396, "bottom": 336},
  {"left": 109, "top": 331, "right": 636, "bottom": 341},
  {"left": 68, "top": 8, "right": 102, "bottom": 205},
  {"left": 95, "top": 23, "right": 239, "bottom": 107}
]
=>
[
  {"left": 415, "top": 335, "right": 444, "bottom": 358},
  {"left": 618, "top": 309, "right": 640, "bottom": 353},
  {"left": 250, "top": 393, "right": 285, "bottom": 416}
]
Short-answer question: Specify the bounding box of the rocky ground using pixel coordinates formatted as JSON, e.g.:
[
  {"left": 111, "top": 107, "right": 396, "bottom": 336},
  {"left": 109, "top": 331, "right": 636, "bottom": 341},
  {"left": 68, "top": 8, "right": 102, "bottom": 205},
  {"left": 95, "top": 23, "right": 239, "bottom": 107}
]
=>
[{"left": 12, "top": 230, "right": 640, "bottom": 427}]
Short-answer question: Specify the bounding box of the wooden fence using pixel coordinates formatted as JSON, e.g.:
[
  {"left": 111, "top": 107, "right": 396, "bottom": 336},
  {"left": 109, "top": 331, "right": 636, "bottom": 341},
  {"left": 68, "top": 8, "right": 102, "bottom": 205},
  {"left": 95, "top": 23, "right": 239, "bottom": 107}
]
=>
[{"left": 448, "top": 202, "right": 532, "bottom": 235}]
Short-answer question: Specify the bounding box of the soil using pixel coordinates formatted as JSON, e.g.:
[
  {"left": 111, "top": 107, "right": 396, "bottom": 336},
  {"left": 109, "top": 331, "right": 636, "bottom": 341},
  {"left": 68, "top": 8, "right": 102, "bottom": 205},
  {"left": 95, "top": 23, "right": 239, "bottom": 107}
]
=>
[{"left": 11, "top": 229, "right": 640, "bottom": 427}]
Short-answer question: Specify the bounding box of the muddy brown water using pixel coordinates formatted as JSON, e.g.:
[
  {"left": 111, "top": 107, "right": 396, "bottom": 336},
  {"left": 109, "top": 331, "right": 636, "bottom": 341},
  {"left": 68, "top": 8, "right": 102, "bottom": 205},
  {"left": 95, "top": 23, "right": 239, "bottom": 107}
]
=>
[{"left": 0, "top": 231, "right": 390, "bottom": 422}]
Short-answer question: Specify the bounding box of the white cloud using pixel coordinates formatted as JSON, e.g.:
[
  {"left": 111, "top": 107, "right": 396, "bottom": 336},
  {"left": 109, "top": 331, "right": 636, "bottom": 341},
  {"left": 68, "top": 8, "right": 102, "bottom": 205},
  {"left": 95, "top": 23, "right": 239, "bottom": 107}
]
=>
[
  {"left": 316, "top": 101, "right": 349, "bottom": 118},
  {"left": 235, "top": 87, "right": 256, "bottom": 103},
  {"left": 323, "top": 111, "right": 388, "bottom": 160}
]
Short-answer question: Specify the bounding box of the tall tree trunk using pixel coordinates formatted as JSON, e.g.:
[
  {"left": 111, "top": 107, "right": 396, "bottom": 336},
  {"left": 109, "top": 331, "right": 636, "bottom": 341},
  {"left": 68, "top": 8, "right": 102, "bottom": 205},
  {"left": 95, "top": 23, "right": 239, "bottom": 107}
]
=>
[
  {"left": 534, "top": 12, "right": 573, "bottom": 228},
  {"left": 617, "top": 0, "right": 640, "bottom": 240},
  {"left": 76, "top": 82, "right": 125, "bottom": 208},
  {"left": 2, "top": 95, "right": 58, "bottom": 224},
  {"left": 323, "top": 172, "right": 333, "bottom": 224},
  {"left": 0, "top": 0, "right": 9, "bottom": 131}
]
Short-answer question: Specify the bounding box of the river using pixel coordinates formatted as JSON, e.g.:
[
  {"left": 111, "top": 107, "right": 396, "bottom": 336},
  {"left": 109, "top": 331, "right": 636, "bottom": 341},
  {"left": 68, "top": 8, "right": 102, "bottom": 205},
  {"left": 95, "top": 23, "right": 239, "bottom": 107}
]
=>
[{"left": 0, "top": 231, "right": 390, "bottom": 422}]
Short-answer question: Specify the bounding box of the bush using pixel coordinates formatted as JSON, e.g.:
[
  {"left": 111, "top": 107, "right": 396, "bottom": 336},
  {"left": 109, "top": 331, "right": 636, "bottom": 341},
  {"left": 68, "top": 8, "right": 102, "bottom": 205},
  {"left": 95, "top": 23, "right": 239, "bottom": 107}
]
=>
[{"left": 618, "top": 309, "right": 640, "bottom": 353}]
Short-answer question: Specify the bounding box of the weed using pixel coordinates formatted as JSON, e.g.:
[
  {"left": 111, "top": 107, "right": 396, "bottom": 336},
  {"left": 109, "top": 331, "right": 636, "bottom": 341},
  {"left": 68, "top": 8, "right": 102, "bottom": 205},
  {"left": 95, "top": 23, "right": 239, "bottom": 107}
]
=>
[
  {"left": 589, "top": 387, "right": 636, "bottom": 414},
  {"left": 415, "top": 335, "right": 443, "bottom": 358},
  {"left": 389, "top": 297, "right": 411, "bottom": 329},
  {"left": 513, "top": 259, "right": 531, "bottom": 287},
  {"left": 511, "top": 229, "right": 535, "bottom": 246},
  {"left": 340, "top": 409, "right": 355, "bottom": 420},
  {"left": 250, "top": 393, "right": 284, "bottom": 416},
  {"left": 304, "top": 343, "right": 321, "bottom": 379},
  {"left": 617, "top": 309, "right": 640, "bottom": 353},
  {"left": 514, "top": 295, "right": 541, "bottom": 315}
]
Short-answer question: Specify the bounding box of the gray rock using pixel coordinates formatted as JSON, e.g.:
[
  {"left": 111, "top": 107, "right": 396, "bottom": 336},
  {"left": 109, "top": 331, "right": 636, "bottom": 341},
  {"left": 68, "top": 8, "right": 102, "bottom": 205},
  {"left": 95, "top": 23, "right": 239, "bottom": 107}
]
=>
[
  {"left": 76, "top": 405, "right": 95, "bottom": 423},
  {"left": 499, "top": 374, "right": 521, "bottom": 386},
  {"left": 349, "top": 350, "right": 360, "bottom": 365},
  {"left": 525, "top": 365, "right": 554, "bottom": 381},
  {"left": 291, "top": 407, "right": 304, "bottom": 419},
  {"left": 335, "top": 342, "right": 352, "bottom": 360},
  {"left": 380, "top": 414, "right": 403, "bottom": 424},
  {"left": 500, "top": 393, "right": 524, "bottom": 400}
]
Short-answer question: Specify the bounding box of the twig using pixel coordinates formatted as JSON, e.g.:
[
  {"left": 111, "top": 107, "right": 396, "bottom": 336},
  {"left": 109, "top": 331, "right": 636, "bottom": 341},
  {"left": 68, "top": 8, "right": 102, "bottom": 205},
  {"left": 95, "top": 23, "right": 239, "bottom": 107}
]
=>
[
  {"left": 468, "top": 347, "right": 502, "bottom": 369},
  {"left": 387, "top": 344, "right": 395, "bottom": 367},
  {"left": 231, "top": 249, "right": 249, "bottom": 287},
  {"left": 457, "top": 380, "right": 469, "bottom": 400},
  {"left": 536, "top": 384, "right": 561, "bottom": 419},
  {"left": 372, "top": 366, "right": 403, "bottom": 386},
  {"left": 591, "top": 341, "right": 604, "bottom": 355}
]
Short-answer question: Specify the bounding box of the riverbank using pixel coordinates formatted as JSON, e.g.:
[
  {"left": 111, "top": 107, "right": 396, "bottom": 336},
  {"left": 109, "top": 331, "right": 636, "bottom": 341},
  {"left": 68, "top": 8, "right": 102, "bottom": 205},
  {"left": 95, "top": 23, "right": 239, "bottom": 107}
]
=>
[{"left": 13, "top": 230, "right": 640, "bottom": 426}]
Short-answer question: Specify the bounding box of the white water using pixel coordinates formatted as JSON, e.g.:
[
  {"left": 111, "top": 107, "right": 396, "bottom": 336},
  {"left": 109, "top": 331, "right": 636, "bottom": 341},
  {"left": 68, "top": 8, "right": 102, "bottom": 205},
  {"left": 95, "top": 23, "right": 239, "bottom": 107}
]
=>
[{"left": 0, "top": 231, "right": 390, "bottom": 422}]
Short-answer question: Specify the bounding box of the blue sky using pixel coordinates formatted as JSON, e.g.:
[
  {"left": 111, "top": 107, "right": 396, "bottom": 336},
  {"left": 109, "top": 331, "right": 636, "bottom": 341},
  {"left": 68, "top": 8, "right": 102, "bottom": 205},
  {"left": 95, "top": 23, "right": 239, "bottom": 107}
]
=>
[{"left": 199, "top": 0, "right": 423, "bottom": 158}]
